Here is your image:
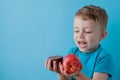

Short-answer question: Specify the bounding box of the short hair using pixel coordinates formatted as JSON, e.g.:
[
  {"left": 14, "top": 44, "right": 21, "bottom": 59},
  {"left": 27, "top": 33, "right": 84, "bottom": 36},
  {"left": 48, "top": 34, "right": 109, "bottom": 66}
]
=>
[{"left": 75, "top": 5, "right": 108, "bottom": 30}]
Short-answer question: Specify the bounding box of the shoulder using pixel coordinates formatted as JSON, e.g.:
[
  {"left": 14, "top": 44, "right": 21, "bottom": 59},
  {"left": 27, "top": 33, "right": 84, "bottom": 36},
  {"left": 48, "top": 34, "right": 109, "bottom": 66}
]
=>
[
  {"left": 94, "top": 46, "right": 114, "bottom": 78},
  {"left": 95, "top": 46, "right": 114, "bottom": 65},
  {"left": 97, "top": 46, "right": 112, "bottom": 60},
  {"left": 68, "top": 46, "right": 79, "bottom": 54}
]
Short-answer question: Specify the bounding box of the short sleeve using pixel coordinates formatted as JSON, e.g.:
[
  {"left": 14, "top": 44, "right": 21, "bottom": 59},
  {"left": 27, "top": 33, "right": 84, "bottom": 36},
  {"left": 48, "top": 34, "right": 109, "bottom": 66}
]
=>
[
  {"left": 68, "top": 47, "right": 79, "bottom": 54},
  {"left": 68, "top": 47, "right": 74, "bottom": 53},
  {"left": 94, "top": 54, "right": 114, "bottom": 77}
]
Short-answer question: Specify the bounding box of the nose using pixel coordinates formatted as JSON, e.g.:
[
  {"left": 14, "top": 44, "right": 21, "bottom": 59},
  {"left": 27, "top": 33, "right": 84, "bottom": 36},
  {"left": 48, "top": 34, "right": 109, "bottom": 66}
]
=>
[{"left": 79, "top": 32, "right": 85, "bottom": 39}]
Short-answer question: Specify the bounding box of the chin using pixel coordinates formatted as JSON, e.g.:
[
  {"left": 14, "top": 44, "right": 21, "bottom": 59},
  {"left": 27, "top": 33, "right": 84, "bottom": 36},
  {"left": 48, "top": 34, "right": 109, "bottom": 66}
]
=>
[{"left": 78, "top": 47, "right": 88, "bottom": 53}]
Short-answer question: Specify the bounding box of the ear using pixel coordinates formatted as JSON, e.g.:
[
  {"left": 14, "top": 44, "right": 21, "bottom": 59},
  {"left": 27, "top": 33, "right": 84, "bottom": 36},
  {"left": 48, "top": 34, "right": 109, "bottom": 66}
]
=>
[{"left": 99, "top": 30, "right": 107, "bottom": 41}]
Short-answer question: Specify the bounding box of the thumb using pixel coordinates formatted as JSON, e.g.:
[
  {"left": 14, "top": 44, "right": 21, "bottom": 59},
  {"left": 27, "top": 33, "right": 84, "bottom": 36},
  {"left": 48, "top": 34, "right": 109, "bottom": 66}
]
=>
[{"left": 59, "top": 62, "right": 64, "bottom": 74}]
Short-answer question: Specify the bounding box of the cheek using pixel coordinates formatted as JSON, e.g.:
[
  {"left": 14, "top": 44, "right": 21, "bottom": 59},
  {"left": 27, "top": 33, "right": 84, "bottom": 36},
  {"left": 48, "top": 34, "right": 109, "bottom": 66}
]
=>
[
  {"left": 74, "top": 36, "right": 77, "bottom": 42},
  {"left": 86, "top": 35, "right": 100, "bottom": 43},
  {"left": 74, "top": 35, "right": 78, "bottom": 44},
  {"left": 74, "top": 34, "right": 77, "bottom": 40}
]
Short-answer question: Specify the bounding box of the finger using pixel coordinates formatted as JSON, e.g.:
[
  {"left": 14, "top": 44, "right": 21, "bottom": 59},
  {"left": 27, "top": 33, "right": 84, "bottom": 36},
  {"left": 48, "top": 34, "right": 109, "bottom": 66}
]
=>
[
  {"left": 47, "top": 60, "right": 53, "bottom": 70},
  {"left": 59, "top": 63, "right": 71, "bottom": 77},
  {"left": 57, "top": 62, "right": 62, "bottom": 73},
  {"left": 65, "top": 70, "right": 79, "bottom": 77},
  {"left": 58, "top": 62, "right": 61, "bottom": 70},
  {"left": 45, "top": 59, "right": 48, "bottom": 68},
  {"left": 59, "top": 62, "right": 64, "bottom": 74},
  {"left": 53, "top": 61, "right": 57, "bottom": 72},
  {"left": 71, "top": 70, "right": 80, "bottom": 76}
]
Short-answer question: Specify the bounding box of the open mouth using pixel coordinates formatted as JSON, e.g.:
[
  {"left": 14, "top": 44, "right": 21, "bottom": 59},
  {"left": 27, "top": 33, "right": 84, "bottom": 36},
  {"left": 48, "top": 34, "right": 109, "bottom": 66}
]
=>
[{"left": 77, "top": 41, "right": 87, "bottom": 48}]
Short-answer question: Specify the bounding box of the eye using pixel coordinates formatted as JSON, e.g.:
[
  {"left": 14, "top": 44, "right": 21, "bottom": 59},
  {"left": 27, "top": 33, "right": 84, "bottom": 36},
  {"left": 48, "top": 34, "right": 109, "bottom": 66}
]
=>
[
  {"left": 85, "top": 31, "right": 92, "bottom": 33},
  {"left": 74, "top": 30, "right": 79, "bottom": 33},
  {"left": 85, "top": 30, "right": 92, "bottom": 33}
]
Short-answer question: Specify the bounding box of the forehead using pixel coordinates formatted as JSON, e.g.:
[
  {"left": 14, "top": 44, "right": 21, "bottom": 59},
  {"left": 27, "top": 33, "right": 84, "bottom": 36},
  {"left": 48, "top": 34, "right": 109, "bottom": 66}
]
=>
[{"left": 74, "top": 16, "right": 101, "bottom": 29}]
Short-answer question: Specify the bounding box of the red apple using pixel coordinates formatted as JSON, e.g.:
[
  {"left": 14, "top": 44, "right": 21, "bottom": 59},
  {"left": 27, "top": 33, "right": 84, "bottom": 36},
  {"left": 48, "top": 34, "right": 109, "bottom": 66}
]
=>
[{"left": 62, "top": 54, "right": 82, "bottom": 74}]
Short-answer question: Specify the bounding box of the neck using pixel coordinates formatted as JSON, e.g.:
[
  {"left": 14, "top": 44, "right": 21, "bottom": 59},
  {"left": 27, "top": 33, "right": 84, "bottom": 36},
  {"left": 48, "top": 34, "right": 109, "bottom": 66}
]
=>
[{"left": 82, "top": 44, "right": 100, "bottom": 53}]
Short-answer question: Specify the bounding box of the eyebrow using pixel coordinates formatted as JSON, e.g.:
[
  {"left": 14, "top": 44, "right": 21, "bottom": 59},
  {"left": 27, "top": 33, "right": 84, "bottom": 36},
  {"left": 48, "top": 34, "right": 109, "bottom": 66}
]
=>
[
  {"left": 74, "top": 27, "right": 90, "bottom": 29},
  {"left": 74, "top": 27, "right": 79, "bottom": 29}
]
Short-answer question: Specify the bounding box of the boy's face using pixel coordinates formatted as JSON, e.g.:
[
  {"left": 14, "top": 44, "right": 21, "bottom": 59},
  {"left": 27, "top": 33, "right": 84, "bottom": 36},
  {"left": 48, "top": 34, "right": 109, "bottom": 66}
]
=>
[{"left": 74, "top": 16, "right": 106, "bottom": 52}]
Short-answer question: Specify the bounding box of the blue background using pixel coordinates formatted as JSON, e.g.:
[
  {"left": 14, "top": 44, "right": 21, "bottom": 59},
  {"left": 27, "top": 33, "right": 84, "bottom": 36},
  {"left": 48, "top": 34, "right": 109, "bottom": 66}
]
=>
[{"left": 0, "top": 0, "right": 120, "bottom": 80}]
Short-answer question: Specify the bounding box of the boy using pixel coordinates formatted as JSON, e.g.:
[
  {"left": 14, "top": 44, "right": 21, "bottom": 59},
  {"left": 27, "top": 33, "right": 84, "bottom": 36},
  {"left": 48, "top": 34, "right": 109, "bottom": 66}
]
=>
[{"left": 45, "top": 5, "right": 114, "bottom": 80}]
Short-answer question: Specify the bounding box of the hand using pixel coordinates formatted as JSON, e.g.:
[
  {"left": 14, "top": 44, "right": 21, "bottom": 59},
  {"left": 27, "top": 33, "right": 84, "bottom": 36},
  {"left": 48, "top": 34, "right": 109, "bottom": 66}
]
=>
[
  {"left": 59, "top": 62, "right": 80, "bottom": 77},
  {"left": 45, "top": 60, "right": 75, "bottom": 80},
  {"left": 45, "top": 59, "right": 61, "bottom": 73}
]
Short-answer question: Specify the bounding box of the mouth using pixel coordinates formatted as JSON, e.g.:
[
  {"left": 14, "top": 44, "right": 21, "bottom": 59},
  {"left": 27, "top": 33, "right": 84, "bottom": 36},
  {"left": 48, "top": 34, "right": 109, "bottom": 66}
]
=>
[{"left": 77, "top": 41, "right": 87, "bottom": 48}]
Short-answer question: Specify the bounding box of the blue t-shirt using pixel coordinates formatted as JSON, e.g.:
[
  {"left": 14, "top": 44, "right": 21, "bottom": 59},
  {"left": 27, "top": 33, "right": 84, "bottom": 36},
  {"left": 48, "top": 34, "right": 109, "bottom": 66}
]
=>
[{"left": 68, "top": 45, "right": 114, "bottom": 80}]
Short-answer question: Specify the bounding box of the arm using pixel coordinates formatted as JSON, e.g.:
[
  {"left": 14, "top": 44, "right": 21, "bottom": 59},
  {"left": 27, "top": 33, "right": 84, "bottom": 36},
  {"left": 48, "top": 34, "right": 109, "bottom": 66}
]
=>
[
  {"left": 92, "top": 72, "right": 108, "bottom": 80},
  {"left": 74, "top": 72, "right": 108, "bottom": 80},
  {"left": 58, "top": 73, "right": 71, "bottom": 80},
  {"left": 74, "top": 72, "right": 90, "bottom": 80},
  {"left": 58, "top": 59, "right": 108, "bottom": 80}
]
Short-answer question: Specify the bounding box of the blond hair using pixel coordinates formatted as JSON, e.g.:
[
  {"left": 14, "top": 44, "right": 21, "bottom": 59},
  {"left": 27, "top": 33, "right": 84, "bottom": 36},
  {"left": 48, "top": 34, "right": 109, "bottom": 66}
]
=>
[{"left": 75, "top": 5, "right": 108, "bottom": 30}]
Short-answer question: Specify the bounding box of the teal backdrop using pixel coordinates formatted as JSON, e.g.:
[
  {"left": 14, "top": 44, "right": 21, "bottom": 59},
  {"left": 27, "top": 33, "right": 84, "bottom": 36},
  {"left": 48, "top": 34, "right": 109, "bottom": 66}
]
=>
[{"left": 0, "top": 0, "right": 120, "bottom": 80}]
